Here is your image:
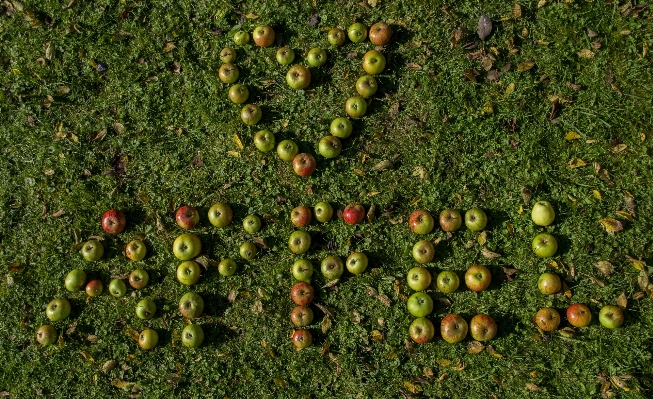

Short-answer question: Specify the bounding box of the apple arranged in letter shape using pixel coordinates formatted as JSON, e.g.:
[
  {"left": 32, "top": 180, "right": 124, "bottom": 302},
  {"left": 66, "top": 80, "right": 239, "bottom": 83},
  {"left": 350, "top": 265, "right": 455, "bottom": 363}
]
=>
[
  {"left": 409, "top": 317, "right": 435, "bottom": 344},
  {"left": 292, "top": 153, "right": 317, "bottom": 177},
  {"left": 102, "top": 209, "right": 126, "bottom": 234},
  {"left": 409, "top": 210, "right": 435, "bottom": 234},
  {"left": 291, "top": 282, "right": 315, "bottom": 306},
  {"left": 343, "top": 204, "right": 365, "bottom": 225},
  {"left": 176, "top": 205, "right": 199, "bottom": 229},
  {"left": 369, "top": 22, "right": 393, "bottom": 46},
  {"left": 441, "top": 314, "right": 468, "bottom": 344},
  {"left": 253, "top": 25, "right": 275, "bottom": 47},
  {"left": 286, "top": 65, "right": 311, "bottom": 90}
]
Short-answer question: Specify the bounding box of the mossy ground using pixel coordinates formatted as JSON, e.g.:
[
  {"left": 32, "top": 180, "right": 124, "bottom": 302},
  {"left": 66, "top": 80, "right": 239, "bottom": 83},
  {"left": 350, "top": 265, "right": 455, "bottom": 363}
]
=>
[{"left": 1, "top": 0, "right": 652, "bottom": 398}]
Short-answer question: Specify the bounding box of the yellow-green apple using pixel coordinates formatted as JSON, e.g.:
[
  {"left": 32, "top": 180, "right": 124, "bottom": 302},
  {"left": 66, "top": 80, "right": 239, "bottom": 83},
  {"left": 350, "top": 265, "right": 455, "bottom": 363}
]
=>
[
  {"left": 239, "top": 242, "right": 258, "bottom": 260},
  {"left": 136, "top": 298, "right": 156, "bottom": 320},
  {"left": 362, "top": 50, "right": 386, "bottom": 75},
  {"left": 36, "top": 325, "right": 57, "bottom": 346},
  {"left": 181, "top": 324, "right": 204, "bottom": 348},
  {"left": 228, "top": 83, "right": 249, "bottom": 104},
  {"left": 347, "top": 23, "right": 367, "bottom": 43},
  {"left": 307, "top": 48, "right": 327, "bottom": 67},
  {"left": 409, "top": 317, "right": 435, "bottom": 344},
  {"left": 599, "top": 305, "right": 624, "bottom": 329},
  {"left": 138, "top": 328, "right": 158, "bottom": 350},
  {"left": 290, "top": 305, "right": 314, "bottom": 327},
  {"left": 286, "top": 65, "right": 311, "bottom": 90},
  {"left": 407, "top": 292, "right": 433, "bottom": 317},
  {"left": 253, "top": 25, "right": 275, "bottom": 47},
  {"left": 412, "top": 240, "right": 435, "bottom": 264},
  {"left": 441, "top": 314, "right": 468, "bottom": 343},
  {"left": 369, "top": 22, "right": 392, "bottom": 45},
  {"left": 291, "top": 206, "right": 312, "bottom": 227},
  {"left": 218, "top": 63, "right": 239, "bottom": 83},
  {"left": 330, "top": 117, "right": 352, "bottom": 138},
  {"left": 328, "top": 28, "right": 346, "bottom": 46},
  {"left": 291, "top": 282, "right": 314, "bottom": 305},
  {"left": 407, "top": 267, "right": 432, "bottom": 291},
  {"left": 254, "top": 130, "right": 275, "bottom": 152},
  {"left": 314, "top": 202, "right": 333, "bottom": 222},
  {"left": 179, "top": 292, "right": 204, "bottom": 319},
  {"left": 465, "top": 265, "right": 491, "bottom": 292},
  {"left": 345, "top": 96, "right": 367, "bottom": 118},
  {"left": 318, "top": 135, "right": 342, "bottom": 159},
  {"left": 409, "top": 210, "right": 434, "bottom": 234},
  {"left": 277, "top": 139, "right": 299, "bottom": 161},
  {"left": 292, "top": 259, "right": 313, "bottom": 281},
  {"left": 346, "top": 252, "right": 368, "bottom": 275},
  {"left": 218, "top": 258, "right": 237, "bottom": 276},
  {"left": 177, "top": 261, "right": 201, "bottom": 285},
  {"left": 129, "top": 269, "right": 149, "bottom": 289},
  {"left": 46, "top": 298, "right": 71, "bottom": 321},
  {"left": 538, "top": 273, "right": 562, "bottom": 295},
  {"left": 436, "top": 270, "right": 460, "bottom": 293},
  {"left": 567, "top": 303, "right": 592, "bottom": 328},
  {"left": 534, "top": 307, "right": 560, "bottom": 331},
  {"left": 531, "top": 200, "right": 555, "bottom": 226},
  {"left": 292, "top": 329, "right": 312, "bottom": 349},
  {"left": 102, "top": 209, "right": 126, "bottom": 234},
  {"left": 241, "top": 104, "right": 262, "bottom": 125},
  {"left": 276, "top": 47, "right": 295, "bottom": 65},
  {"left": 233, "top": 30, "right": 250, "bottom": 45},
  {"left": 81, "top": 240, "right": 104, "bottom": 261},
  {"left": 173, "top": 233, "right": 202, "bottom": 260},
  {"left": 439, "top": 209, "right": 462, "bottom": 232},
  {"left": 65, "top": 269, "right": 87, "bottom": 292},
  {"left": 469, "top": 314, "right": 497, "bottom": 341},
  {"left": 288, "top": 231, "right": 311, "bottom": 254},
  {"left": 532, "top": 233, "right": 557, "bottom": 258},
  {"left": 220, "top": 47, "right": 236, "bottom": 63},
  {"left": 356, "top": 75, "right": 378, "bottom": 98},
  {"left": 109, "top": 279, "right": 127, "bottom": 297},
  {"left": 208, "top": 203, "right": 233, "bottom": 227},
  {"left": 465, "top": 208, "right": 487, "bottom": 231},
  {"left": 125, "top": 239, "right": 147, "bottom": 261},
  {"left": 321, "top": 256, "right": 344, "bottom": 280}
]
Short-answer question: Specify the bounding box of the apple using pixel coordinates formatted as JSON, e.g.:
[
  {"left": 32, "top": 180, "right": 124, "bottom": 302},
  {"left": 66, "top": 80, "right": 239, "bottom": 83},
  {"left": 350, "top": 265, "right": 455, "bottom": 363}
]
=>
[
  {"left": 253, "top": 25, "right": 275, "bottom": 47},
  {"left": 328, "top": 28, "right": 346, "bottom": 46},
  {"left": 243, "top": 214, "right": 262, "bottom": 233},
  {"left": 307, "top": 48, "right": 327, "bottom": 67},
  {"left": 220, "top": 47, "right": 236, "bottom": 63},
  {"left": 36, "top": 325, "right": 57, "bottom": 346},
  {"left": 241, "top": 104, "right": 262, "bottom": 125},
  {"left": 253, "top": 130, "right": 275, "bottom": 152},
  {"left": 65, "top": 269, "right": 87, "bottom": 292},
  {"left": 129, "top": 269, "right": 149, "bottom": 290},
  {"left": 532, "top": 233, "right": 557, "bottom": 258},
  {"left": 321, "top": 256, "right": 344, "bottom": 280},
  {"left": 291, "top": 282, "right": 315, "bottom": 305},
  {"left": 81, "top": 240, "right": 104, "bottom": 261},
  {"left": 286, "top": 64, "right": 311, "bottom": 90},
  {"left": 239, "top": 242, "right": 258, "bottom": 260},
  {"left": 567, "top": 303, "right": 592, "bottom": 328},
  {"left": 288, "top": 231, "right": 311, "bottom": 254},
  {"left": 369, "top": 22, "right": 393, "bottom": 46},
  {"left": 343, "top": 204, "right": 365, "bottom": 225},
  {"left": 292, "top": 259, "right": 313, "bottom": 281},
  {"left": 436, "top": 270, "right": 460, "bottom": 294},
  {"left": 176, "top": 205, "right": 199, "bottom": 229},
  {"left": 469, "top": 314, "right": 497, "bottom": 341},
  {"left": 228, "top": 84, "right": 249, "bottom": 104},
  {"left": 277, "top": 139, "right": 299, "bottom": 161},
  {"left": 346, "top": 252, "right": 368, "bottom": 275},
  {"left": 233, "top": 30, "right": 250, "bottom": 45},
  {"left": 412, "top": 240, "right": 435, "bottom": 264},
  {"left": 102, "top": 209, "right": 126, "bottom": 234},
  {"left": 538, "top": 273, "right": 562, "bottom": 295},
  {"left": 176, "top": 261, "right": 201, "bottom": 286},
  {"left": 46, "top": 298, "right": 71, "bottom": 321},
  {"left": 330, "top": 117, "right": 353, "bottom": 139},
  {"left": 276, "top": 47, "right": 295, "bottom": 65},
  {"left": 409, "top": 210, "right": 434, "bottom": 234},
  {"left": 290, "top": 305, "right": 314, "bottom": 327},
  {"left": 407, "top": 292, "right": 433, "bottom": 317},
  {"left": 173, "top": 233, "right": 202, "bottom": 260},
  {"left": 218, "top": 63, "right": 239, "bottom": 84},
  {"left": 347, "top": 22, "right": 367, "bottom": 43},
  {"left": 292, "top": 329, "right": 312, "bottom": 349},
  {"left": 356, "top": 75, "right": 378, "bottom": 98},
  {"left": 179, "top": 292, "right": 204, "bottom": 319},
  {"left": 439, "top": 209, "right": 462, "bottom": 232},
  {"left": 138, "top": 328, "right": 158, "bottom": 350},
  {"left": 125, "top": 239, "right": 147, "bottom": 261},
  {"left": 407, "top": 267, "right": 432, "bottom": 291},
  {"left": 599, "top": 305, "right": 624, "bottom": 329},
  {"left": 464, "top": 265, "right": 491, "bottom": 292},
  {"left": 291, "top": 206, "right": 312, "bottom": 227},
  {"left": 534, "top": 307, "right": 560, "bottom": 331},
  {"left": 218, "top": 258, "right": 237, "bottom": 276},
  {"left": 314, "top": 202, "right": 333, "bottom": 223},
  {"left": 345, "top": 96, "right": 367, "bottom": 118},
  {"left": 318, "top": 136, "right": 342, "bottom": 159},
  {"left": 181, "top": 324, "right": 204, "bottom": 348},
  {"left": 409, "top": 317, "right": 435, "bottom": 344},
  {"left": 109, "top": 279, "right": 127, "bottom": 297},
  {"left": 292, "top": 153, "right": 317, "bottom": 177},
  {"left": 465, "top": 208, "right": 488, "bottom": 231},
  {"left": 136, "top": 298, "right": 156, "bottom": 320},
  {"left": 85, "top": 279, "right": 103, "bottom": 296},
  {"left": 362, "top": 50, "right": 386, "bottom": 75},
  {"left": 208, "top": 203, "right": 233, "bottom": 227},
  {"left": 531, "top": 201, "right": 555, "bottom": 226},
  {"left": 441, "top": 314, "right": 468, "bottom": 344}
]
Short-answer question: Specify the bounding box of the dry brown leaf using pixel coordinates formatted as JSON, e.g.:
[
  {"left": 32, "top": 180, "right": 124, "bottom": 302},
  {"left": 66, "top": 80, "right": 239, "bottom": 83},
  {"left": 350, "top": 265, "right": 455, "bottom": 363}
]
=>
[
  {"left": 577, "top": 49, "right": 595, "bottom": 58},
  {"left": 423, "top": 367, "right": 434, "bottom": 379},
  {"left": 624, "top": 192, "right": 636, "bottom": 217},
  {"left": 79, "top": 351, "right": 94, "bottom": 362},
  {"left": 371, "top": 330, "right": 383, "bottom": 342},
  {"left": 378, "top": 294, "right": 392, "bottom": 307},
  {"left": 113, "top": 122, "right": 125, "bottom": 135},
  {"left": 322, "top": 316, "right": 332, "bottom": 334},
  {"left": 526, "top": 383, "right": 539, "bottom": 391},
  {"left": 111, "top": 379, "right": 134, "bottom": 389},
  {"left": 467, "top": 341, "right": 485, "bottom": 354},
  {"left": 587, "top": 275, "right": 606, "bottom": 288},
  {"left": 481, "top": 248, "right": 501, "bottom": 259},
  {"left": 162, "top": 42, "right": 176, "bottom": 53},
  {"left": 349, "top": 309, "right": 361, "bottom": 324},
  {"left": 404, "top": 381, "right": 423, "bottom": 394},
  {"left": 617, "top": 293, "right": 627, "bottom": 310},
  {"left": 595, "top": 261, "right": 614, "bottom": 276},
  {"left": 599, "top": 218, "right": 623, "bottom": 235},
  {"left": 322, "top": 279, "right": 339, "bottom": 289},
  {"left": 102, "top": 360, "right": 118, "bottom": 373},
  {"left": 559, "top": 327, "right": 576, "bottom": 338},
  {"left": 512, "top": 4, "right": 523, "bottom": 18},
  {"left": 477, "top": 14, "right": 492, "bottom": 40},
  {"left": 314, "top": 303, "right": 334, "bottom": 318},
  {"left": 405, "top": 339, "right": 414, "bottom": 355},
  {"left": 638, "top": 270, "right": 649, "bottom": 291}
]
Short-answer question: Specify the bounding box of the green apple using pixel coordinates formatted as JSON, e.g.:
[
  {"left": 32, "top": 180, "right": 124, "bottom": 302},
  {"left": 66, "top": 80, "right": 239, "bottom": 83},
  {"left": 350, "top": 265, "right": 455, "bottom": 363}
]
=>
[
  {"left": 138, "top": 328, "right": 158, "bottom": 350},
  {"left": 173, "top": 233, "right": 202, "bottom": 260},
  {"left": 218, "top": 63, "right": 239, "bottom": 84},
  {"left": 345, "top": 96, "right": 367, "bottom": 118},
  {"left": 228, "top": 84, "right": 249, "bottom": 104},
  {"left": 465, "top": 208, "right": 488, "bottom": 231},
  {"left": 176, "top": 261, "right": 201, "bottom": 286},
  {"left": 327, "top": 28, "right": 346, "bottom": 46},
  {"left": 276, "top": 47, "right": 295, "bottom": 65},
  {"left": 233, "top": 30, "right": 250, "bottom": 45},
  {"left": 288, "top": 231, "right": 311, "bottom": 254},
  {"left": 436, "top": 270, "right": 460, "bottom": 293},
  {"left": 409, "top": 317, "right": 435, "bottom": 344},
  {"left": 361, "top": 50, "right": 386, "bottom": 75},
  {"left": 64, "top": 269, "right": 87, "bottom": 292},
  {"left": 439, "top": 209, "right": 462, "bottom": 232},
  {"left": 318, "top": 136, "right": 342, "bottom": 158},
  {"left": 356, "top": 75, "right": 378, "bottom": 98},
  {"left": 599, "top": 305, "right": 624, "bottom": 329},
  {"left": 321, "top": 256, "right": 344, "bottom": 280},
  {"left": 538, "top": 272, "right": 562, "bottom": 295},
  {"left": 314, "top": 202, "right": 333, "bottom": 222},
  {"left": 220, "top": 47, "right": 236, "bottom": 63},
  {"left": 243, "top": 214, "right": 262, "bottom": 233},
  {"left": 129, "top": 269, "right": 149, "bottom": 289},
  {"left": 46, "top": 298, "right": 71, "bottom": 322},
  {"left": 36, "top": 325, "right": 57, "bottom": 346},
  {"left": 208, "top": 203, "right": 233, "bottom": 227},
  {"left": 240, "top": 242, "right": 258, "bottom": 260},
  {"left": 532, "top": 233, "right": 557, "bottom": 258},
  {"left": 182, "top": 324, "right": 204, "bottom": 348},
  {"left": 85, "top": 279, "right": 103, "bottom": 297},
  {"left": 330, "top": 117, "right": 353, "bottom": 139},
  {"left": 81, "top": 240, "right": 104, "bottom": 261},
  {"left": 346, "top": 252, "right": 368, "bottom": 275},
  {"left": 409, "top": 210, "right": 434, "bottom": 234},
  {"left": 531, "top": 201, "right": 555, "bottom": 226},
  {"left": 125, "top": 239, "right": 147, "bottom": 261},
  {"left": 109, "top": 279, "right": 127, "bottom": 297},
  {"left": 286, "top": 65, "right": 311, "bottom": 90},
  {"left": 292, "top": 259, "right": 313, "bottom": 281},
  {"left": 307, "top": 48, "right": 327, "bottom": 67},
  {"left": 253, "top": 130, "right": 275, "bottom": 152},
  {"left": 407, "top": 292, "right": 433, "bottom": 317},
  {"left": 218, "top": 258, "right": 237, "bottom": 276},
  {"left": 407, "top": 267, "right": 431, "bottom": 291},
  {"left": 136, "top": 298, "right": 156, "bottom": 320},
  {"left": 179, "top": 292, "right": 204, "bottom": 319},
  {"left": 348, "top": 23, "right": 367, "bottom": 43},
  {"left": 412, "top": 240, "right": 435, "bottom": 264},
  {"left": 277, "top": 139, "right": 299, "bottom": 161},
  {"left": 241, "top": 104, "right": 262, "bottom": 125}
]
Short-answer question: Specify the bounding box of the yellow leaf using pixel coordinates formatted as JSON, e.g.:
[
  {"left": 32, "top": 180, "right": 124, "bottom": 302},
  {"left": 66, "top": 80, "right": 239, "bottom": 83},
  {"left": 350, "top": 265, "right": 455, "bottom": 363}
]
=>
[
  {"left": 162, "top": 42, "right": 176, "bottom": 53},
  {"left": 322, "top": 316, "right": 332, "bottom": 334},
  {"left": 436, "top": 359, "right": 451, "bottom": 367},
  {"left": 404, "top": 381, "right": 423, "bottom": 393},
  {"left": 567, "top": 158, "right": 586, "bottom": 169},
  {"left": 478, "top": 231, "right": 488, "bottom": 246},
  {"left": 641, "top": 133, "right": 646, "bottom": 141},
  {"left": 512, "top": 4, "right": 523, "bottom": 18},
  {"left": 371, "top": 330, "right": 383, "bottom": 342},
  {"left": 486, "top": 345, "right": 502, "bottom": 358},
  {"left": 549, "top": 260, "right": 559, "bottom": 269},
  {"left": 517, "top": 61, "right": 535, "bottom": 72},
  {"left": 626, "top": 255, "right": 646, "bottom": 271},
  {"left": 593, "top": 190, "right": 602, "bottom": 200},
  {"left": 410, "top": 197, "right": 421, "bottom": 205},
  {"left": 505, "top": 82, "right": 515, "bottom": 95},
  {"left": 482, "top": 102, "right": 494, "bottom": 115},
  {"left": 80, "top": 351, "right": 94, "bottom": 362},
  {"left": 577, "top": 49, "right": 595, "bottom": 58},
  {"left": 111, "top": 379, "right": 134, "bottom": 389},
  {"left": 530, "top": 370, "right": 538, "bottom": 378},
  {"left": 467, "top": 341, "right": 485, "bottom": 354},
  {"left": 612, "top": 144, "right": 627, "bottom": 153},
  {"left": 453, "top": 361, "right": 466, "bottom": 371},
  {"left": 565, "top": 131, "right": 581, "bottom": 140},
  {"left": 538, "top": 0, "right": 547, "bottom": 8},
  {"left": 227, "top": 151, "right": 240, "bottom": 157},
  {"left": 615, "top": 210, "right": 634, "bottom": 221},
  {"left": 367, "top": 191, "right": 380, "bottom": 197},
  {"left": 599, "top": 218, "right": 624, "bottom": 235},
  {"left": 232, "top": 133, "right": 244, "bottom": 150},
  {"left": 563, "top": 282, "right": 572, "bottom": 298},
  {"left": 245, "top": 13, "right": 259, "bottom": 19},
  {"left": 518, "top": 205, "right": 523, "bottom": 214}
]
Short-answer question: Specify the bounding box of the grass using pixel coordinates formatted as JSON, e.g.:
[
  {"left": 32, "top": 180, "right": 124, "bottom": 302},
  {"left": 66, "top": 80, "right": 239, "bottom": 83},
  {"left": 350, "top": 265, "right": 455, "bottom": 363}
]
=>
[{"left": 0, "top": 0, "right": 652, "bottom": 397}]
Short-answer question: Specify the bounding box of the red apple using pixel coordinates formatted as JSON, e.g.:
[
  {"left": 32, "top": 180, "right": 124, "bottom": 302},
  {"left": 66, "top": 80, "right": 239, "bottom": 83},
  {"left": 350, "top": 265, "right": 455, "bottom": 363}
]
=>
[
  {"left": 292, "top": 153, "right": 317, "bottom": 177},
  {"left": 469, "top": 314, "right": 497, "bottom": 341},
  {"left": 343, "top": 204, "right": 365, "bottom": 225},
  {"left": 369, "top": 22, "right": 393, "bottom": 46},
  {"left": 534, "top": 307, "right": 561, "bottom": 331},
  {"left": 409, "top": 317, "right": 435, "bottom": 344},
  {"left": 253, "top": 25, "right": 275, "bottom": 47},
  {"left": 291, "top": 282, "right": 315, "bottom": 306},
  {"left": 290, "top": 305, "right": 314, "bottom": 327},
  {"left": 464, "top": 265, "right": 491, "bottom": 292},
  {"left": 439, "top": 209, "right": 462, "bottom": 232},
  {"left": 176, "top": 205, "right": 200, "bottom": 229},
  {"left": 567, "top": 303, "right": 592, "bottom": 328},
  {"left": 440, "top": 314, "right": 468, "bottom": 344},
  {"left": 409, "top": 210, "right": 434, "bottom": 234},
  {"left": 85, "top": 279, "right": 103, "bottom": 297},
  {"left": 102, "top": 209, "right": 126, "bottom": 234},
  {"left": 292, "top": 329, "right": 312, "bottom": 349},
  {"left": 291, "top": 206, "right": 312, "bottom": 227}
]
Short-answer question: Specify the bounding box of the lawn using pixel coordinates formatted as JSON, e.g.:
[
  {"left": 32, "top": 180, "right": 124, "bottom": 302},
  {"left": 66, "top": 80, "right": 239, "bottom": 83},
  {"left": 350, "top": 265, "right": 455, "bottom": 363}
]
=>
[{"left": 1, "top": 0, "right": 652, "bottom": 397}]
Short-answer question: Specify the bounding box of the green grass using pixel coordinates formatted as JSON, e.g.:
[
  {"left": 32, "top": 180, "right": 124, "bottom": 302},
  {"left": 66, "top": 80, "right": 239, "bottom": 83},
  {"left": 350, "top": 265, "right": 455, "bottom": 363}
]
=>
[{"left": 1, "top": 0, "right": 652, "bottom": 397}]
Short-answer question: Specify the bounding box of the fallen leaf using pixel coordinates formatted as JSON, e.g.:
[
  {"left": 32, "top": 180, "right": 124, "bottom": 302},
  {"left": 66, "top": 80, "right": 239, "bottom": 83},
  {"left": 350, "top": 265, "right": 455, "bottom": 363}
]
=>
[
  {"left": 322, "top": 316, "right": 332, "bottom": 333},
  {"left": 559, "top": 327, "right": 575, "bottom": 338},
  {"left": 405, "top": 339, "right": 414, "bottom": 355},
  {"left": 617, "top": 293, "right": 627, "bottom": 310},
  {"left": 467, "top": 341, "right": 485, "bottom": 354},
  {"left": 567, "top": 158, "right": 586, "bottom": 169},
  {"left": 111, "top": 379, "right": 134, "bottom": 389},
  {"left": 587, "top": 275, "right": 605, "bottom": 288},
  {"left": 478, "top": 231, "right": 488, "bottom": 246},
  {"left": 404, "top": 381, "right": 422, "bottom": 394},
  {"left": 625, "top": 255, "right": 645, "bottom": 271},
  {"left": 615, "top": 210, "right": 633, "bottom": 221},
  {"left": 505, "top": 82, "right": 516, "bottom": 95},
  {"left": 565, "top": 131, "right": 581, "bottom": 140},
  {"left": 486, "top": 345, "right": 502, "bottom": 358},
  {"left": 577, "top": 49, "right": 595, "bottom": 58},
  {"left": 538, "top": 0, "right": 547, "bottom": 7},
  {"left": 518, "top": 61, "right": 535, "bottom": 72},
  {"left": 162, "top": 42, "right": 176, "bottom": 53},
  {"left": 322, "top": 279, "right": 339, "bottom": 289},
  {"left": 477, "top": 14, "right": 493, "bottom": 40},
  {"left": 378, "top": 294, "right": 391, "bottom": 307},
  {"left": 512, "top": 4, "right": 523, "bottom": 18},
  {"left": 349, "top": 309, "right": 361, "bottom": 324},
  {"left": 638, "top": 270, "right": 649, "bottom": 291},
  {"left": 624, "top": 192, "right": 636, "bottom": 217},
  {"left": 102, "top": 360, "right": 118, "bottom": 373},
  {"left": 481, "top": 248, "right": 501, "bottom": 259},
  {"left": 593, "top": 190, "right": 602, "bottom": 201},
  {"left": 437, "top": 359, "right": 451, "bottom": 367},
  {"left": 371, "top": 330, "right": 383, "bottom": 342},
  {"left": 406, "top": 63, "right": 422, "bottom": 71},
  {"left": 526, "top": 383, "right": 539, "bottom": 391},
  {"left": 567, "top": 81, "right": 582, "bottom": 90},
  {"left": 599, "top": 218, "right": 623, "bottom": 235},
  {"left": 612, "top": 144, "right": 627, "bottom": 153}
]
